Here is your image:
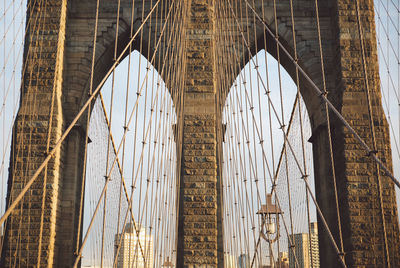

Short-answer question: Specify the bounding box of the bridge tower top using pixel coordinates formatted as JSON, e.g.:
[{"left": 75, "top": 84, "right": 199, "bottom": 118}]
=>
[{"left": 1, "top": 0, "right": 400, "bottom": 267}]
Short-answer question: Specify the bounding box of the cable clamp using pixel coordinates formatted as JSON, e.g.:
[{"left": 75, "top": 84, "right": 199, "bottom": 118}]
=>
[
  {"left": 320, "top": 91, "right": 328, "bottom": 97},
  {"left": 367, "top": 150, "right": 378, "bottom": 156},
  {"left": 271, "top": 183, "right": 277, "bottom": 190},
  {"left": 260, "top": 18, "right": 267, "bottom": 25},
  {"left": 301, "top": 174, "right": 309, "bottom": 180},
  {"left": 279, "top": 124, "right": 286, "bottom": 130},
  {"left": 123, "top": 125, "right": 129, "bottom": 131},
  {"left": 254, "top": 65, "right": 259, "bottom": 69}
]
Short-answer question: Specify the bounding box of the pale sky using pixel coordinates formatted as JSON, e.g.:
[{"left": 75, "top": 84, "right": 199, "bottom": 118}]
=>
[{"left": 0, "top": 0, "right": 399, "bottom": 266}]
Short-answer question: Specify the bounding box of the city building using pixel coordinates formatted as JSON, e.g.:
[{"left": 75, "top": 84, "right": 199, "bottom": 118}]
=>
[
  {"left": 277, "top": 251, "right": 289, "bottom": 268},
  {"left": 238, "top": 253, "right": 250, "bottom": 268},
  {"left": 310, "top": 222, "right": 320, "bottom": 268},
  {"left": 288, "top": 222, "right": 320, "bottom": 268},
  {"left": 289, "top": 233, "right": 310, "bottom": 268},
  {"left": 162, "top": 256, "right": 174, "bottom": 267},
  {"left": 114, "top": 224, "right": 153, "bottom": 268},
  {"left": 225, "top": 253, "right": 237, "bottom": 267}
]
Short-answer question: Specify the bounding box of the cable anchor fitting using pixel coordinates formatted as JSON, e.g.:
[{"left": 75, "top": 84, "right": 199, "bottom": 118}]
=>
[
  {"left": 271, "top": 183, "right": 277, "bottom": 190},
  {"left": 301, "top": 174, "right": 309, "bottom": 180},
  {"left": 320, "top": 91, "right": 328, "bottom": 97}
]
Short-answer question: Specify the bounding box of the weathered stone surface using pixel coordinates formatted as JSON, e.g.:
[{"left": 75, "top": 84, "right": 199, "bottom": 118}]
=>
[
  {"left": 2, "top": 0, "right": 68, "bottom": 267},
  {"left": 3, "top": 0, "right": 400, "bottom": 267}
]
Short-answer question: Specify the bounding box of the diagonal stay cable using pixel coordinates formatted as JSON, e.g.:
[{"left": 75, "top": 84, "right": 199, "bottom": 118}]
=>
[
  {"left": 218, "top": 2, "right": 302, "bottom": 265},
  {"left": 73, "top": 0, "right": 179, "bottom": 265},
  {"left": 0, "top": 0, "right": 163, "bottom": 227},
  {"left": 243, "top": 0, "right": 400, "bottom": 189},
  {"left": 223, "top": 0, "right": 306, "bottom": 185},
  {"left": 216, "top": 4, "right": 307, "bottom": 264},
  {"left": 99, "top": 92, "right": 146, "bottom": 261},
  {"left": 226, "top": 1, "right": 347, "bottom": 266},
  {"left": 249, "top": 94, "right": 300, "bottom": 267}
]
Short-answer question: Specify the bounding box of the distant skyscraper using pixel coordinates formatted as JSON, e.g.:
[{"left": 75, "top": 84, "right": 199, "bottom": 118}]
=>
[
  {"left": 238, "top": 253, "right": 250, "bottom": 268},
  {"left": 225, "top": 253, "right": 237, "bottom": 267},
  {"left": 114, "top": 224, "right": 153, "bottom": 268},
  {"left": 277, "top": 251, "right": 289, "bottom": 268},
  {"left": 289, "top": 233, "right": 310, "bottom": 268},
  {"left": 288, "top": 222, "right": 320, "bottom": 268},
  {"left": 309, "top": 222, "right": 320, "bottom": 268}
]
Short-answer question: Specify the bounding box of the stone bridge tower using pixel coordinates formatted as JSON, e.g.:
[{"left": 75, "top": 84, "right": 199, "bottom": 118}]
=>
[{"left": 1, "top": 0, "right": 400, "bottom": 267}]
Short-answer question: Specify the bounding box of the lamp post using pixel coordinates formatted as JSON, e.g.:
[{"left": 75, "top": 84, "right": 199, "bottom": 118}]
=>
[{"left": 257, "top": 194, "right": 282, "bottom": 268}]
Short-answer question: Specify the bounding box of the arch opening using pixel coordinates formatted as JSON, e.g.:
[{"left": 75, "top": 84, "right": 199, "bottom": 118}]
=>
[
  {"left": 221, "top": 49, "right": 318, "bottom": 267},
  {"left": 81, "top": 50, "right": 179, "bottom": 267}
]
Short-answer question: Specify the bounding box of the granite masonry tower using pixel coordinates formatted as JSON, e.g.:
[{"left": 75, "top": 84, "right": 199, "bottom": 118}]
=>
[{"left": 2, "top": 0, "right": 400, "bottom": 267}]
